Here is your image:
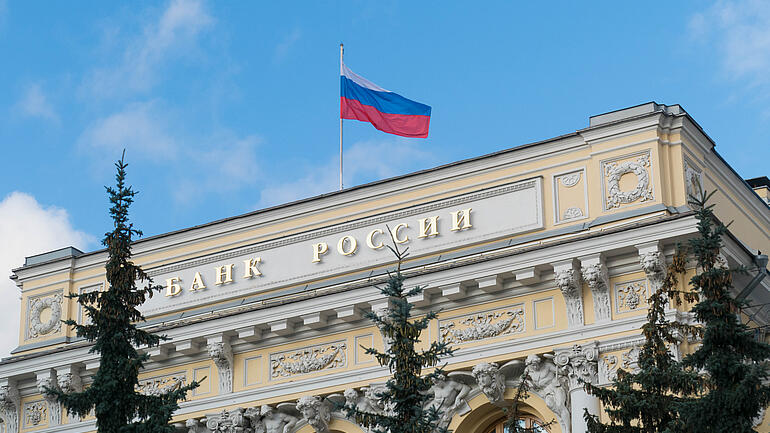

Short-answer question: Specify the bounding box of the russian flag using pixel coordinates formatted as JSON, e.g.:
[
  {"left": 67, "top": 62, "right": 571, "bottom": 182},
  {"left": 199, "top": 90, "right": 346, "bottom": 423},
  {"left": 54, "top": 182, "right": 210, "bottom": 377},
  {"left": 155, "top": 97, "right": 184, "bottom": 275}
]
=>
[{"left": 340, "top": 61, "right": 431, "bottom": 138}]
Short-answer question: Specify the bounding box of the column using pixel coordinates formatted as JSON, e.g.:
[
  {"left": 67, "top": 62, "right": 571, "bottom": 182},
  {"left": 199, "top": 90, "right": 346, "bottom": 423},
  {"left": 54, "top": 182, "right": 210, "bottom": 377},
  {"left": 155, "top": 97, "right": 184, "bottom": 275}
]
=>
[{"left": 554, "top": 342, "right": 600, "bottom": 433}]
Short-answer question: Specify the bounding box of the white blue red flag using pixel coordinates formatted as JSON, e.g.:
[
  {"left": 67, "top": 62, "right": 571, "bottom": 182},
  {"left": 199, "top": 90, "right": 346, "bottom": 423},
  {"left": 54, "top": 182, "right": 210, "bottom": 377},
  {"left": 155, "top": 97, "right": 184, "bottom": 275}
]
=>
[{"left": 340, "top": 61, "right": 431, "bottom": 138}]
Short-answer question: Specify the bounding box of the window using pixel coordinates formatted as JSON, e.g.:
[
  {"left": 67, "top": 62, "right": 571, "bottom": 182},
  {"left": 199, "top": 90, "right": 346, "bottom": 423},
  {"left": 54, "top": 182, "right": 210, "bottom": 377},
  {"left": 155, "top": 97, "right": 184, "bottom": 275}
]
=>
[{"left": 486, "top": 415, "right": 550, "bottom": 433}]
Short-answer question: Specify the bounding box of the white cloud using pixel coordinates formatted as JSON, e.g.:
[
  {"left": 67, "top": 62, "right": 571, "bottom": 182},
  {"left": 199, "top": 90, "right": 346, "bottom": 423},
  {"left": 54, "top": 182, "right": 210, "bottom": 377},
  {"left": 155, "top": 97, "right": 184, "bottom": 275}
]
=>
[
  {"left": 84, "top": 0, "right": 213, "bottom": 97},
  {"left": 690, "top": 0, "right": 770, "bottom": 88},
  {"left": 0, "top": 192, "right": 94, "bottom": 358},
  {"left": 274, "top": 28, "right": 302, "bottom": 64},
  {"left": 257, "top": 139, "right": 439, "bottom": 208},
  {"left": 78, "top": 101, "right": 178, "bottom": 162},
  {"left": 17, "top": 84, "right": 59, "bottom": 123}
]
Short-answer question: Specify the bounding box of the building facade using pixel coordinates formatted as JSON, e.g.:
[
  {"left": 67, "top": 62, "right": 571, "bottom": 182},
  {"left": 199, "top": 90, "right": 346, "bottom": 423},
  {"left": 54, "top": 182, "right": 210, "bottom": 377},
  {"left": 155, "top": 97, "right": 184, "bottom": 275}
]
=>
[{"left": 4, "top": 102, "right": 770, "bottom": 433}]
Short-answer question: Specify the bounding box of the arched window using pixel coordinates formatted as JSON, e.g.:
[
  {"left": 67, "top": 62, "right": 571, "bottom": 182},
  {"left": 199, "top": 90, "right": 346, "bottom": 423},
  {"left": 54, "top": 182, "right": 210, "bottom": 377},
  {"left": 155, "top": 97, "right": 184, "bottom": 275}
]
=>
[{"left": 485, "top": 415, "right": 551, "bottom": 433}]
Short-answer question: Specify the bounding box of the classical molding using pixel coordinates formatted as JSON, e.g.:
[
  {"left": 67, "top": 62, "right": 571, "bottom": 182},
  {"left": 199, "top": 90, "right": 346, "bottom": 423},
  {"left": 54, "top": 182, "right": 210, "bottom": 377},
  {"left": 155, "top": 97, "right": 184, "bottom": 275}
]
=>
[
  {"left": 36, "top": 369, "right": 61, "bottom": 426},
  {"left": 602, "top": 151, "right": 654, "bottom": 210},
  {"left": 552, "top": 260, "right": 584, "bottom": 328},
  {"left": 207, "top": 339, "right": 233, "bottom": 394}
]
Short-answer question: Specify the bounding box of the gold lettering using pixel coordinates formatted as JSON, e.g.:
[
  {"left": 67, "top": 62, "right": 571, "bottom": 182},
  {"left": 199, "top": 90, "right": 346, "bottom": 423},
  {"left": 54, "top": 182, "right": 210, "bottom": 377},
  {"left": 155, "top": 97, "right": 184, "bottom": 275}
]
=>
[
  {"left": 451, "top": 208, "right": 473, "bottom": 231},
  {"left": 366, "top": 229, "right": 384, "bottom": 250},
  {"left": 391, "top": 223, "right": 409, "bottom": 244},
  {"left": 243, "top": 257, "right": 263, "bottom": 278},
  {"left": 337, "top": 235, "right": 358, "bottom": 256},
  {"left": 312, "top": 242, "right": 329, "bottom": 263},
  {"left": 214, "top": 264, "right": 234, "bottom": 285},
  {"left": 190, "top": 272, "right": 206, "bottom": 291},
  {"left": 165, "top": 277, "right": 182, "bottom": 297},
  {"left": 418, "top": 215, "right": 440, "bottom": 238}
]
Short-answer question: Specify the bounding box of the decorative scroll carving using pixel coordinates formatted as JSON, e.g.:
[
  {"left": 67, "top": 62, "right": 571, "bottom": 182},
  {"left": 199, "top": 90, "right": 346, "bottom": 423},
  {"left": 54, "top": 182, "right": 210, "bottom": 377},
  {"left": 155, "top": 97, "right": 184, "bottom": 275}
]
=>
[
  {"left": 604, "top": 153, "right": 653, "bottom": 209},
  {"left": 562, "top": 207, "right": 583, "bottom": 220},
  {"left": 559, "top": 172, "right": 581, "bottom": 188},
  {"left": 640, "top": 250, "right": 666, "bottom": 291},
  {"left": 36, "top": 374, "right": 61, "bottom": 426},
  {"left": 581, "top": 263, "right": 611, "bottom": 322},
  {"left": 206, "top": 408, "right": 251, "bottom": 433},
  {"left": 57, "top": 370, "right": 83, "bottom": 423},
  {"left": 554, "top": 343, "right": 599, "bottom": 390},
  {"left": 270, "top": 342, "right": 347, "bottom": 378},
  {"left": 23, "top": 401, "right": 46, "bottom": 427},
  {"left": 598, "top": 354, "right": 619, "bottom": 383},
  {"left": 554, "top": 266, "right": 583, "bottom": 328},
  {"left": 621, "top": 346, "right": 640, "bottom": 372},
  {"left": 208, "top": 341, "right": 233, "bottom": 394},
  {"left": 0, "top": 383, "right": 20, "bottom": 433},
  {"left": 296, "top": 396, "right": 331, "bottom": 433},
  {"left": 137, "top": 374, "right": 186, "bottom": 396},
  {"left": 615, "top": 280, "right": 649, "bottom": 313},
  {"left": 438, "top": 306, "right": 524, "bottom": 344},
  {"left": 186, "top": 418, "right": 207, "bottom": 433},
  {"left": 27, "top": 292, "right": 63, "bottom": 339},
  {"left": 524, "top": 354, "right": 571, "bottom": 433},
  {"left": 427, "top": 374, "right": 472, "bottom": 428}
]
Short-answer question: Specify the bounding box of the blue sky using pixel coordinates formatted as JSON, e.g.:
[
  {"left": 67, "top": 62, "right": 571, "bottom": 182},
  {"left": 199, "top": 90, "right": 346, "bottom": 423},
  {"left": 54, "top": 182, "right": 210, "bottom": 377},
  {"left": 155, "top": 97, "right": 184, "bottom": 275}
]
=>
[{"left": 1, "top": 1, "right": 770, "bottom": 354}]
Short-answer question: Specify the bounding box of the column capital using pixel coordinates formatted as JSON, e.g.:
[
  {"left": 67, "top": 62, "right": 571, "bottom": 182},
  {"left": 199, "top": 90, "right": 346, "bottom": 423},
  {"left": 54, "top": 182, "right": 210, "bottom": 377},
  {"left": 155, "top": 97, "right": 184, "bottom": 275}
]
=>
[{"left": 554, "top": 342, "right": 600, "bottom": 390}]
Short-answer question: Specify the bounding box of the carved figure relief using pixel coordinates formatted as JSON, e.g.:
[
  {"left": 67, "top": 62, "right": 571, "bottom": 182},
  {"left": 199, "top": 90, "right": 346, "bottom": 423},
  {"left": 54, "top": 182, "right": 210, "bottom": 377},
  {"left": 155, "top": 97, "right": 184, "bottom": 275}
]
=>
[
  {"left": 581, "top": 263, "right": 611, "bottom": 322},
  {"left": 524, "top": 354, "right": 571, "bottom": 433},
  {"left": 27, "top": 291, "right": 63, "bottom": 339},
  {"left": 603, "top": 152, "right": 654, "bottom": 209},
  {"left": 57, "top": 371, "right": 83, "bottom": 423},
  {"left": 270, "top": 341, "right": 347, "bottom": 378},
  {"left": 554, "top": 267, "right": 584, "bottom": 328},
  {"left": 683, "top": 159, "right": 703, "bottom": 201},
  {"left": 439, "top": 306, "right": 524, "bottom": 344},
  {"left": 639, "top": 250, "right": 666, "bottom": 290},
  {"left": 296, "top": 396, "right": 332, "bottom": 433},
  {"left": 471, "top": 360, "right": 526, "bottom": 406},
  {"left": 615, "top": 280, "right": 649, "bottom": 313},
  {"left": 426, "top": 374, "right": 472, "bottom": 428}
]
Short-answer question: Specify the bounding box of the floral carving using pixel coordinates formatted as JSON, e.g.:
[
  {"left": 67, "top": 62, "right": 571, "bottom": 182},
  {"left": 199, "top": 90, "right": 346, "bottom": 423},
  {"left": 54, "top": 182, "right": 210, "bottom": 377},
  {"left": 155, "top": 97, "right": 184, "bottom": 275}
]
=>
[
  {"left": 439, "top": 307, "right": 525, "bottom": 344},
  {"left": 554, "top": 267, "right": 583, "bottom": 328},
  {"left": 559, "top": 172, "right": 581, "bottom": 188},
  {"left": 270, "top": 342, "right": 347, "bottom": 378},
  {"left": 604, "top": 153, "right": 654, "bottom": 209},
  {"left": 136, "top": 374, "right": 186, "bottom": 396},
  {"left": 562, "top": 207, "right": 583, "bottom": 220},
  {"left": 27, "top": 292, "right": 63, "bottom": 338},
  {"left": 615, "top": 280, "right": 649, "bottom": 313},
  {"left": 23, "top": 401, "right": 47, "bottom": 427}
]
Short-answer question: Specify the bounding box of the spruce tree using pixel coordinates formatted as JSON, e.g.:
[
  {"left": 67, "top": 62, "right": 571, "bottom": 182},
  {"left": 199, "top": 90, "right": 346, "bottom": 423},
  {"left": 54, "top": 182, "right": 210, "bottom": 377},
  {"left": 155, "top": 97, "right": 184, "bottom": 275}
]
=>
[
  {"left": 49, "top": 154, "right": 198, "bottom": 433},
  {"left": 504, "top": 371, "right": 555, "bottom": 433},
  {"left": 342, "top": 240, "right": 453, "bottom": 433},
  {"left": 678, "top": 191, "right": 770, "bottom": 432},
  {"left": 582, "top": 247, "right": 702, "bottom": 433}
]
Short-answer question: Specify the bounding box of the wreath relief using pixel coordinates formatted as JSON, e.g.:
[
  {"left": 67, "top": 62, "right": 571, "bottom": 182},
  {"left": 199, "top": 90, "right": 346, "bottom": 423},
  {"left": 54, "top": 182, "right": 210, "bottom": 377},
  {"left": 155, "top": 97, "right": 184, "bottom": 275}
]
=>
[
  {"left": 28, "top": 293, "right": 63, "bottom": 338},
  {"left": 605, "top": 154, "right": 654, "bottom": 209}
]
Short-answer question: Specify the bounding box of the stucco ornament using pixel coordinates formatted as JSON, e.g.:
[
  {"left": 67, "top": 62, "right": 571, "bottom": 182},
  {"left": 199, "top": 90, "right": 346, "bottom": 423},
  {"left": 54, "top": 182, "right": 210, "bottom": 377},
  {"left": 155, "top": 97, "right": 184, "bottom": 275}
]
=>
[
  {"left": 639, "top": 250, "right": 666, "bottom": 290},
  {"left": 439, "top": 308, "right": 524, "bottom": 344},
  {"left": 554, "top": 267, "right": 584, "bottom": 328},
  {"left": 581, "top": 263, "right": 611, "bottom": 322},
  {"left": 136, "top": 374, "right": 185, "bottom": 396},
  {"left": 36, "top": 376, "right": 61, "bottom": 426},
  {"left": 28, "top": 293, "right": 63, "bottom": 338},
  {"left": 471, "top": 360, "right": 526, "bottom": 406},
  {"left": 206, "top": 408, "right": 251, "bottom": 433},
  {"left": 57, "top": 372, "right": 83, "bottom": 423},
  {"left": 562, "top": 207, "right": 583, "bottom": 220},
  {"left": 186, "top": 418, "right": 208, "bottom": 433},
  {"left": 254, "top": 404, "right": 300, "bottom": 433},
  {"left": 207, "top": 342, "right": 233, "bottom": 394},
  {"left": 24, "top": 401, "right": 47, "bottom": 427},
  {"left": 0, "top": 384, "right": 20, "bottom": 433},
  {"left": 426, "top": 373, "right": 472, "bottom": 428},
  {"left": 616, "top": 281, "right": 648, "bottom": 313},
  {"left": 523, "top": 354, "right": 570, "bottom": 433},
  {"left": 342, "top": 388, "right": 384, "bottom": 417},
  {"left": 271, "top": 342, "right": 347, "bottom": 378},
  {"left": 554, "top": 344, "right": 599, "bottom": 390},
  {"left": 296, "top": 396, "right": 331, "bottom": 433},
  {"left": 559, "top": 172, "right": 581, "bottom": 188},
  {"left": 605, "top": 153, "right": 653, "bottom": 209}
]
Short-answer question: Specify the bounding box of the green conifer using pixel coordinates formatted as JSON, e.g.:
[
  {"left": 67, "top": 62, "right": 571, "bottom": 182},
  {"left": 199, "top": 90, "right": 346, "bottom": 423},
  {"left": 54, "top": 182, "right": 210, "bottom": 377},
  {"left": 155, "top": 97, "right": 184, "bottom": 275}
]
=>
[
  {"left": 342, "top": 239, "right": 453, "bottom": 433},
  {"left": 582, "top": 247, "right": 701, "bottom": 433},
  {"left": 678, "top": 191, "right": 770, "bottom": 432},
  {"left": 49, "top": 153, "right": 198, "bottom": 433}
]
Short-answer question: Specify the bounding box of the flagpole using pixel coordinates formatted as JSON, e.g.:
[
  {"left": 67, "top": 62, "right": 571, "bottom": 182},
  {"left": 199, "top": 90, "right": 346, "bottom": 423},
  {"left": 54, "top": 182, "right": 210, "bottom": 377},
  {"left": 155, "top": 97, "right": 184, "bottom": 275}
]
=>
[{"left": 339, "top": 43, "right": 344, "bottom": 191}]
